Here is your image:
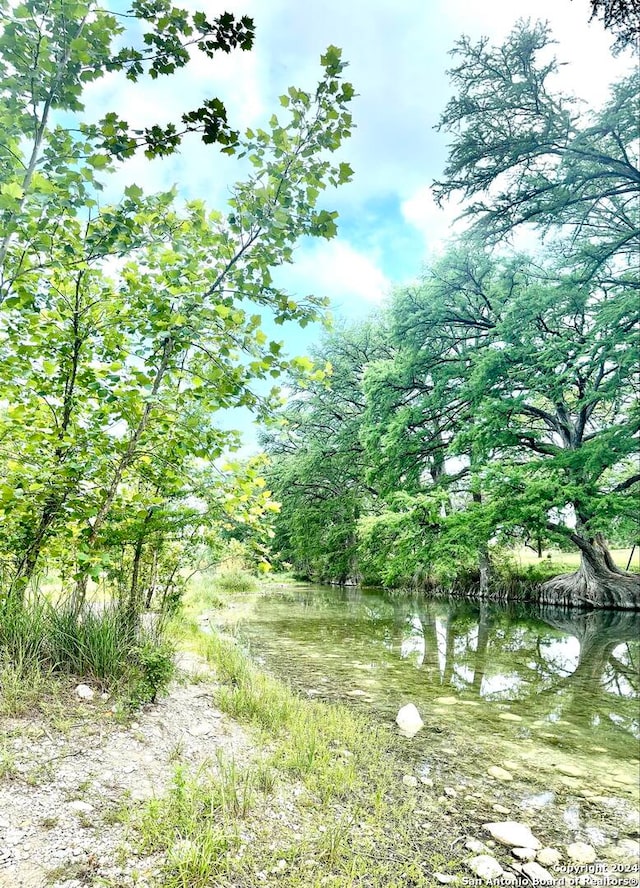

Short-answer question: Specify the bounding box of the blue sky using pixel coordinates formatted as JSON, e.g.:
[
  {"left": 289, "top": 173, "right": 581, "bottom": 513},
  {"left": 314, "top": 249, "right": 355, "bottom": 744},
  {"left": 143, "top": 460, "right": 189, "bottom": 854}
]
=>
[{"left": 91, "top": 0, "right": 633, "bottom": 447}]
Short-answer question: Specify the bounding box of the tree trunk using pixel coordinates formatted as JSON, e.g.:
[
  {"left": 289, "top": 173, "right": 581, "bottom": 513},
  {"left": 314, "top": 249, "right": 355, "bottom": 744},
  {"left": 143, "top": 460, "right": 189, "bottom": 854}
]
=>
[{"left": 541, "top": 535, "right": 640, "bottom": 610}]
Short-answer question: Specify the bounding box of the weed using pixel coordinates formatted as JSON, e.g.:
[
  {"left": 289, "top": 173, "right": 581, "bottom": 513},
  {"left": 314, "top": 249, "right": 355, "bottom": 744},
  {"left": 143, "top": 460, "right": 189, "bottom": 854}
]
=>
[
  {"left": 213, "top": 569, "right": 257, "bottom": 596},
  {"left": 168, "top": 739, "right": 185, "bottom": 763},
  {"left": 0, "top": 745, "right": 17, "bottom": 780},
  {"left": 0, "top": 595, "right": 174, "bottom": 711}
]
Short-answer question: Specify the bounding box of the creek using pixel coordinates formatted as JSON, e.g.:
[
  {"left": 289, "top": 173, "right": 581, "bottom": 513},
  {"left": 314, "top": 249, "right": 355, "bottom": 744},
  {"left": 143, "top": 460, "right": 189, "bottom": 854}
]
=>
[{"left": 215, "top": 584, "right": 640, "bottom": 842}]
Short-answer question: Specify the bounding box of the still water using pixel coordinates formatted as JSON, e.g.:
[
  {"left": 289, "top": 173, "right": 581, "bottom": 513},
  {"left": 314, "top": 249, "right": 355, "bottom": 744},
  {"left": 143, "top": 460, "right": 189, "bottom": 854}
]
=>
[{"left": 222, "top": 585, "right": 640, "bottom": 807}]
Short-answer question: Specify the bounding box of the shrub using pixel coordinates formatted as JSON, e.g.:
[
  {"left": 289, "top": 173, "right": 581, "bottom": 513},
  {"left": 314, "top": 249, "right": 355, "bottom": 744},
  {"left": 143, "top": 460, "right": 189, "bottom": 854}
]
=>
[{"left": 213, "top": 569, "right": 257, "bottom": 595}]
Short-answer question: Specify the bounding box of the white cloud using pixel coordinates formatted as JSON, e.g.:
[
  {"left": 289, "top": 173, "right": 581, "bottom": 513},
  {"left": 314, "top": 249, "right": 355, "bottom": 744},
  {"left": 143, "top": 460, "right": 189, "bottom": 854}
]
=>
[
  {"left": 275, "top": 240, "right": 391, "bottom": 309},
  {"left": 400, "top": 185, "right": 467, "bottom": 257}
]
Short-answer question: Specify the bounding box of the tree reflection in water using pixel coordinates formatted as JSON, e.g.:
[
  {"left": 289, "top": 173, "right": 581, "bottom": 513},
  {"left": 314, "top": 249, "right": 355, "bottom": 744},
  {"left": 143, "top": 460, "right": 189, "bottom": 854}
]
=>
[
  {"left": 398, "top": 599, "right": 639, "bottom": 743},
  {"left": 245, "top": 587, "right": 639, "bottom": 756}
]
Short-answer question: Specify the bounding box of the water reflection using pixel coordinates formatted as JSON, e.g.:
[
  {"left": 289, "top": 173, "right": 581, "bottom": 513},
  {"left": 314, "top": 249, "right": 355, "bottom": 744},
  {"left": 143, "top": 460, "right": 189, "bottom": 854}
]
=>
[{"left": 236, "top": 587, "right": 640, "bottom": 759}]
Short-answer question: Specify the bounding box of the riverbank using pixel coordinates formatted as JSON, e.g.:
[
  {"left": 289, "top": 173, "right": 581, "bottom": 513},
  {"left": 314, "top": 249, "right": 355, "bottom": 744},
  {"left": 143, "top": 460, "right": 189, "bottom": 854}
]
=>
[{"left": 0, "top": 579, "right": 638, "bottom": 887}]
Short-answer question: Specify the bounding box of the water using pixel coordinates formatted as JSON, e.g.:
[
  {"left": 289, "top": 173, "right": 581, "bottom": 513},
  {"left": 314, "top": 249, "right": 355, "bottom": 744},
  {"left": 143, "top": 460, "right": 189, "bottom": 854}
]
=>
[{"left": 219, "top": 585, "right": 640, "bottom": 815}]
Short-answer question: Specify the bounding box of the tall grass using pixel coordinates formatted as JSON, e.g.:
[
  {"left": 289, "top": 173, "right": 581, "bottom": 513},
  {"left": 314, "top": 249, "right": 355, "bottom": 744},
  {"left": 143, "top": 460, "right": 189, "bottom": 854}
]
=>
[
  {"left": 212, "top": 569, "right": 258, "bottom": 595},
  {"left": 0, "top": 594, "right": 174, "bottom": 711}
]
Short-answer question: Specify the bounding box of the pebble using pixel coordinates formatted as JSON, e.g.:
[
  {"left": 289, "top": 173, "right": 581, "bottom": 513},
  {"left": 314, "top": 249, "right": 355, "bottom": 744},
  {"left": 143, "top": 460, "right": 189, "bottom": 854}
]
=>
[
  {"left": 434, "top": 874, "right": 459, "bottom": 884},
  {"left": 487, "top": 766, "right": 513, "bottom": 781},
  {"left": 566, "top": 842, "right": 596, "bottom": 864},
  {"left": 492, "top": 804, "right": 511, "bottom": 815},
  {"left": 556, "top": 763, "right": 583, "bottom": 778},
  {"left": 396, "top": 704, "right": 424, "bottom": 738},
  {"left": 75, "top": 684, "right": 95, "bottom": 700},
  {"left": 484, "top": 822, "right": 541, "bottom": 850},
  {"left": 522, "top": 861, "right": 555, "bottom": 884},
  {"left": 67, "top": 801, "right": 94, "bottom": 814},
  {"left": 467, "top": 855, "right": 504, "bottom": 881},
  {"left": 188, "top": 722, "right": 213, "bottom": 737},
  {"left": 402, "top": 775, "right": 419, "bottom": 788},
  {"left": 512, "top": 847, "right": 537, "bottom": 861},
  {"left": 465, "top": 839, "right": 491, "bottom": 854},
  {"left": 537, "top": 848, "right": 562, "bottom": 866}
]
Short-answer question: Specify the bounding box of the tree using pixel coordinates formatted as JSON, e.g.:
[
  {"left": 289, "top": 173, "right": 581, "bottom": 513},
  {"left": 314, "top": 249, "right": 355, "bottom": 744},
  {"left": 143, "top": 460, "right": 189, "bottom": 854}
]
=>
[
  {"left": 585, "top": 0, "right": 640, "bottom": 53},
  {"left": 0, "top": 0, "right": 356, "bottom": 607},
  {"left": 434, "top": 22, "right": 640, "bottom": 289},
  {"left": 263, "top": 323, "right": 390, "bottom": 582},
  {"left": 378, "top": 244, "right": 639, "bottom": 608}
]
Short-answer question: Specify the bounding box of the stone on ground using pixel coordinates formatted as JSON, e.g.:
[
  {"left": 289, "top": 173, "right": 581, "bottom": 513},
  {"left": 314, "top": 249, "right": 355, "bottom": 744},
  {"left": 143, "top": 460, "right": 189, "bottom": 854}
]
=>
[
  {"left": 484, "top": 821, "right": 541, "bottom": 850},
  {"left": 465, "top": 838, "right": 491, "bottom": 854},
  {"left": 74, "top": 684, "right": 94, "bottom": 700},
  {"left": 522, "top": 861, "right": 555, "bottom": 884},
  {"left": 467, "top": 855, "right": 504, "bottom": 881},
  {"left": 402, "top": 774, "right": 418, "bottom": 788},
  {"left": 487, "top": 766, "right": 513, "bottom": 781},
  {"left": 512, "top": 847, "right": 537, "bottom": 861},
  {"left": 537, "top": 848, "right": 562, "bottom": 866},
  {"left": 566, "top": 842, "right": 596, "bottom": 865},
  {"left": 396, "top": 704, "right": 424, "bottom": 737}
]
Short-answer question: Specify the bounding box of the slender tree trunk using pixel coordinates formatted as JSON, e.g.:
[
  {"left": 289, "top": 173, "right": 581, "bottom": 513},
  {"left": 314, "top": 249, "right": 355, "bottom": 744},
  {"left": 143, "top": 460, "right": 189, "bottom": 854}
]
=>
[
  {"left": 472, "top": 490, "right": 491, "bottom": 594},
  {"left": 8, "top": 273, "right": 86, "bottom": 601},
  {"left": 127, "top": 536, "right": 145, "bottom": 626},
  {"left": 145, "top": 545, "right": 159, "bottom": 609},
  {"left": 70, "top": 337, "right": 174, "bottom": 613}
]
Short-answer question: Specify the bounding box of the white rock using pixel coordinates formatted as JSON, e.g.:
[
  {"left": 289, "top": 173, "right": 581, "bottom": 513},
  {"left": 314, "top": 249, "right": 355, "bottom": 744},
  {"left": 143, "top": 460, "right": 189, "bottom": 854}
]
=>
[
  {"left": 402, "top": 774, "right": 418, "bottom": 788},
  {"left": 607, "top": 839, "right": 640, "bottom": 862},
  {"left": 434, "top": 874, "right": 459, "bottom": 884},
  {"left": 487, "top": 766, "right": 513, "bottom": 781},
  {"left": 420, "top": 776, "right": 434, "bottom": 787},
  {"left": 396, "top": 704, "right": 424, "bottom": 738},
  {"left": 484, "top": 822, "right": 541, "bottom": 850},
  {"left": 492, "top": 804, "right": 511, "bottom": 815},
  {"left": 556, "top": 763, "right": 583, "bottom": 778},
  {"left": 465, "top": 839, "right": 491, "bottom": 854},
  {"left": 467, "top": 855, "right": 504, "bottom": 881},
  {"left": 444, "top": 787, "right": 457, "bottom": 798},
  {"left": 537, "top": 848, "right": 562, "bottom": 867},
  {"left": 512, "top": 847, "right": 537, "bottom": 861},
  {"left": 566, "top": 842, "right": 596, "bottom": 865},
  {"left": 67, "top": 801, "right": 94, "bottom": 814},
  {"left": 188, "top": 722, "right": 212, "bottom": 737},
  {"left": 522, "top": 861, "right": 555, "bottom": 884},
  {"left": 74, "top": 684, "right": 94, "bottom": 700}
]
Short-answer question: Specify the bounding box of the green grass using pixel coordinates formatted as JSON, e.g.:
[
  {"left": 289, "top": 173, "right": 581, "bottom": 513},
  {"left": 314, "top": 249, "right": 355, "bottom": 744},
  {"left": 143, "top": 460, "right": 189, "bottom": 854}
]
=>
[
  {"left": 511, "top": 546, "right": 639, "bottom": 571},
  {"left": 127, "top": 598, "right": 459, "bottom": 888},
  {"left": 0, "top": 595, "right": 174, "bottom": 714}
]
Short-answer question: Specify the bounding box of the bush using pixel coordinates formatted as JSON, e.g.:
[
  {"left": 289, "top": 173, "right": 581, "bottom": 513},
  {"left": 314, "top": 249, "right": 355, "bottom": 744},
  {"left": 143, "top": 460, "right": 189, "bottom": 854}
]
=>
[
  {"left": 129, "top": 638, "right": 175, "bottom": 706},
  {"left": 0, "top": 595, "right": 174, "bottom": 709},
  {"left": 213, "top": 569, "right": 257, "bottom": 595}
]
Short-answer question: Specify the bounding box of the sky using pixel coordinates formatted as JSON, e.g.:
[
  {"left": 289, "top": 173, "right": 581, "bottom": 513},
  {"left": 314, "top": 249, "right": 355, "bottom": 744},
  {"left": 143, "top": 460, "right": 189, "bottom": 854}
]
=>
[{"left": 91, "top": 0, "right": 634, "bottom": 447}]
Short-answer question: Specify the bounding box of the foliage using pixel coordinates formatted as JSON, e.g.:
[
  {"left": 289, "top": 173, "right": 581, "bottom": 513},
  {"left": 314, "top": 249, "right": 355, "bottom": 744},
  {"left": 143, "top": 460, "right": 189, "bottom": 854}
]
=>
[
  {"left": 264, "top": 25, "right": 638, "bottom": 606},
  {"left": 129, "top": 637, "right": 175, "bottom": 705},
  {"left": 586, "top": 0, "right": 640, "bottom": 52},
  {"left": 0, "top": 594, "right": 173, "bottom": 705},
  {"left": 213, "top": 569, "right": 258, "bottom": 596},
  {"left": 263, "top": 322, "right": 391, "bottom": 581},
  {"left": 434, "top": 22, "right": 639, "bottom": 289},
  {"left": 0, "top": 0, "right": 355, "bottom": 621}
]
